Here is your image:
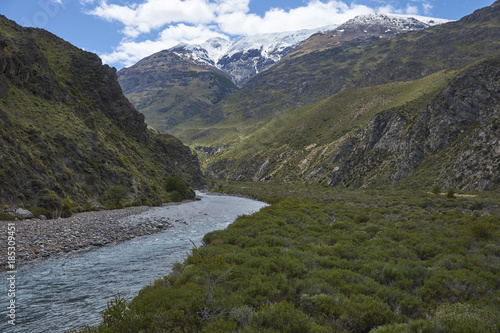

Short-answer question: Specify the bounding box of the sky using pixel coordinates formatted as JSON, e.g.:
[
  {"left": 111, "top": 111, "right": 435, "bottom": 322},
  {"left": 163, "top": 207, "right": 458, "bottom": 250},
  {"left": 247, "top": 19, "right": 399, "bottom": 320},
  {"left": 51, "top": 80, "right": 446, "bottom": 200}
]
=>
[{"left": 0, "top": 0, "right": 495, "bottom": 69}]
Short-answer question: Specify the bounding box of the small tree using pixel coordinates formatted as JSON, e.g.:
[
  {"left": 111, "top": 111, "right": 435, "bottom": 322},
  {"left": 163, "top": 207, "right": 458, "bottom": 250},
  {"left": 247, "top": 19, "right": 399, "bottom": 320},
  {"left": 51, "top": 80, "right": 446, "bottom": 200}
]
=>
[
  {"left": 165, "top": 176, "right": 188, "bottom": 202},
  {"left": 104, "top": 186, "right": 128, "bottom": 209},
  {"left": 39, "top": 188, "right": 62, "bottom": 218},
  {"left": 447, "top": 189, "right": 456, "bottom": 199},
  {"left": 431, "top": 185, "right": 441, "bottom": 195}
]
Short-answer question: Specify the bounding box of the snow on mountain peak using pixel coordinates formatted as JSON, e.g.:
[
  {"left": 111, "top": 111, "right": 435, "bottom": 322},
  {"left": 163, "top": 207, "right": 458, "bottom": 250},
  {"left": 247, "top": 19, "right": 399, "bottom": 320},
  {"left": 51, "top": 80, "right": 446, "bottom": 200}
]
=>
[
  {"left": 168, "top": 13, "right": 450, "bottom": 86},
  {"left": 341, "top": 13, "right": 452, "bottom": 30}
]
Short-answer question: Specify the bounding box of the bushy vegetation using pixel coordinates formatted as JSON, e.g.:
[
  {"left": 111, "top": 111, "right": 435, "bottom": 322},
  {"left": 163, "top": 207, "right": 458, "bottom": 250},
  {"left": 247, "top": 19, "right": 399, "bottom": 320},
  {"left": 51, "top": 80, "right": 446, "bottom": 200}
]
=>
[{"left": 73, "top": 183, "right": 499, "bottom": 332}]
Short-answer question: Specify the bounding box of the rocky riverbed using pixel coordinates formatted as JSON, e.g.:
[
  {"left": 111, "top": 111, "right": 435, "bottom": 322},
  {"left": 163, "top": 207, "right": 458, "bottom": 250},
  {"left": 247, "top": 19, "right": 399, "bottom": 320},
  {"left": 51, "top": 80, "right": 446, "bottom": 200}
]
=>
[{"left": 0, "top": 203, "right": 193, "bottom": 269}]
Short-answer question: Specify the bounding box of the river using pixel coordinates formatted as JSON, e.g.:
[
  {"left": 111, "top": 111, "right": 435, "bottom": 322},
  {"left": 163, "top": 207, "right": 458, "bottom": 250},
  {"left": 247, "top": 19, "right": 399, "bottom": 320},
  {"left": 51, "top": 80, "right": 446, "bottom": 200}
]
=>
[{"left": 0, "top": 193, "right": 267, "bottom": 333}]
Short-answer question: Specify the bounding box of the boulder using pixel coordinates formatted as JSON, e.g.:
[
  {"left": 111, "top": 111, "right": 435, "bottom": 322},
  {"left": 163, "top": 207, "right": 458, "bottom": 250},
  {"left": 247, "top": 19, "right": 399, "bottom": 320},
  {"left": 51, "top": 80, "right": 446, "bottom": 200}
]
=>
[{"left": 15, "top": 208, "right": 34, "bottom": 219}]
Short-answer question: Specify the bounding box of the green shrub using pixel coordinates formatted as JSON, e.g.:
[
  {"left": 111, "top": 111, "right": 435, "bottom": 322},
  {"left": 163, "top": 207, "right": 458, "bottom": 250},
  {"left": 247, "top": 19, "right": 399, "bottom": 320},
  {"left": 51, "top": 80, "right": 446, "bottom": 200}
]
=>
[
  {"left": 101, "top": 293, "right": 129, "bottom": 331},
  {"left": 102, "top": 186, "right": 128, "bottom": 209},
  {"left": 250, "top": 301, "right": 312, "bottom": 333},
  {"left": 431, "top": 185, "right": 441, "bottom": 195},
  {"left": 165, "top": 176, "right": 188, "bottom": 201},
  {"left": 61, "top": 198, "right": 77, "bottom": 218},
  {"left": 341, "top": 294, "right": 396, "bottom": 332},
  {"left": 38, "top": 188, "right": 62, "bottom": 218},
  {"left": 0, "top": 212, "right": 16, "bottom": 221},
  {"left": 431, "top": 303, "right": 499, "bottom": 333},
  {"left": 201, "top": 318, "right": 237, "bottom": 333}
]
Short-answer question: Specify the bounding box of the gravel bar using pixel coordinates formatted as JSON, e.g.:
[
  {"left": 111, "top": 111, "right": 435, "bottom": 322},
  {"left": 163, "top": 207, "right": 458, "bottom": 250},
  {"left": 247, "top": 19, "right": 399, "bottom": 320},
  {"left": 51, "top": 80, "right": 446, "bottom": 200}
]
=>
[{"left": 0, "top": 203, "right": 192, "bottom": 270}]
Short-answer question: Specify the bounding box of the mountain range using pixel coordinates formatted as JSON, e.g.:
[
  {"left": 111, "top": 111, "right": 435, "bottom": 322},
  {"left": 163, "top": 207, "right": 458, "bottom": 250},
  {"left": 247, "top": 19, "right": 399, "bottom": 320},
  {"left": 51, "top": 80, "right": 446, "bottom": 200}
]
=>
[
  {"left": 118, "top": 13, "right": 449, "bottom": 132},
  {"left": 119, "top": 2, "right": 500, "bottom": 191}
]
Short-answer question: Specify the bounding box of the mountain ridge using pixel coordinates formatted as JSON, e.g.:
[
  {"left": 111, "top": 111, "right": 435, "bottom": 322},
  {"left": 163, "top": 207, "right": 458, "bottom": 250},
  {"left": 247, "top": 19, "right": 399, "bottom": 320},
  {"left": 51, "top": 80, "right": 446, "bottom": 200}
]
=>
[{"left": 118, "top": 13, "right": 449, "bottom": 134}]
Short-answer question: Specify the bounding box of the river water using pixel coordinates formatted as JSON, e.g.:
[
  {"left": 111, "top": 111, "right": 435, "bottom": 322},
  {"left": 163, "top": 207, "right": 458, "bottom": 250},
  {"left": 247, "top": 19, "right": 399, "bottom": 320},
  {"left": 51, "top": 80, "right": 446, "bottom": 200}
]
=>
[{"left": 0, "top": 193, "right": 267, "bottom": 333}]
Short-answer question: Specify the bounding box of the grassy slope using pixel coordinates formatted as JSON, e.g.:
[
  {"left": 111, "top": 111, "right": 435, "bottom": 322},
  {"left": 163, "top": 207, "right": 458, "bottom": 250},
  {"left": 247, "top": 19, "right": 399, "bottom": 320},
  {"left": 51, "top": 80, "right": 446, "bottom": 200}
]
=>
[
  {"left": 75, "top": 182, "right": 500, "bottom": 333},
  {"left": 201, "top": 69, "right": 457, "bottom": 181}
]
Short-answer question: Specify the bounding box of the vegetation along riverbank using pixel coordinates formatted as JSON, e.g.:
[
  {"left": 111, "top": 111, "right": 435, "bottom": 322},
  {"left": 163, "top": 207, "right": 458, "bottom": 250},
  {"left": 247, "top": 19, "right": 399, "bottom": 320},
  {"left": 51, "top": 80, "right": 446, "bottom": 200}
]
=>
[{"left": 73, "top": 182, "right": 499, "bottom": 332}]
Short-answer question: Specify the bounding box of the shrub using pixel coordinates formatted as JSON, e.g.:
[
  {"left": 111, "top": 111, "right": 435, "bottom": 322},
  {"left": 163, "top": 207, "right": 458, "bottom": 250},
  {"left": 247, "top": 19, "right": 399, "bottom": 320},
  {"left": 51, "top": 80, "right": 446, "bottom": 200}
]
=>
[
  {"left": 102, "top": 186, "right": 128, "bottom": 209},
  {"left": 61, "top": 198, "right": 77, "bottom": 218},
  {"left": 38, "top": 188, "right": 62, "bottom": 218},
  {"left": 250, "top": 301, "right": 312, "bottom": 333},
  {"left": 431, "top": 303, "right": 499, "bottom": 333},
  {"left": 431, "top": 185, "right": 441, "bottom": 195},
  {"left": 101, "top": 293, "right": 129, "bottom": 331},
  {"left": 0, "top": 212, "right": 16, "bottom": 221},
  {"left": 165, "top": 176, "right": 188, "bottom": 201},
  {"left": 446, "top": 189, "right": 456, "bottom": 199},
  {"left": 341, "top": 294, "right": 396, "bottom": 332}
]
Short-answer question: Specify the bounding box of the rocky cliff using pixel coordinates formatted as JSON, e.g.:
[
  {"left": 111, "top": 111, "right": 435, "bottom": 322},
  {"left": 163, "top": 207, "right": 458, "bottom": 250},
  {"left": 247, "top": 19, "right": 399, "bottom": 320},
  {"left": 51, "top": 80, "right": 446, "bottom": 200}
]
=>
[{"left": 324, "top": 59, "right": 500, "bottom": 190}]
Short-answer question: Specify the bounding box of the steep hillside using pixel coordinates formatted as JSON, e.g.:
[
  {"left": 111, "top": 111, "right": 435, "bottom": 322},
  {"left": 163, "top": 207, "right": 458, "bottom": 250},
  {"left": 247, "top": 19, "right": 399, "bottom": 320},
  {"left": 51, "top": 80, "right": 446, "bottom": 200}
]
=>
[
  {"left": 205, "top": 59, "right": 500, "bottom": 190},
  {"left": 117, "top": 50, "right": 237, "bottom": 132},
  {"left": 169, "top": 2, "right": 500, "bottom": 149},
  {"left": 0, "top": 15, "right": 204, "bottom": 217}
]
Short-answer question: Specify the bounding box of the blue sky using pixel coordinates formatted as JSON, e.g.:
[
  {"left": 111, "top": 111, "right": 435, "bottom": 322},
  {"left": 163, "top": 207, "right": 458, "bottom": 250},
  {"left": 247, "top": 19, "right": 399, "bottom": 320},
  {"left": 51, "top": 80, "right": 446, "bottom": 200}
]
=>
[{"left": 1, "top": 0, "right": 495, "bottom": 69}]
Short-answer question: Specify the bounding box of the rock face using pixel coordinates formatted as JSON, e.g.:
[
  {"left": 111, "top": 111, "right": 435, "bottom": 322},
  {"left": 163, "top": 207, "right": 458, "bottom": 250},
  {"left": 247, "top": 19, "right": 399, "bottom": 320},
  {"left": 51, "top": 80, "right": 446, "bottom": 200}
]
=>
[
  {"left": 0, "top": 15, "right": 205, "bottom": 213},
  {"left": 326, "top": 60, "right": 500, "bottom": 190}
]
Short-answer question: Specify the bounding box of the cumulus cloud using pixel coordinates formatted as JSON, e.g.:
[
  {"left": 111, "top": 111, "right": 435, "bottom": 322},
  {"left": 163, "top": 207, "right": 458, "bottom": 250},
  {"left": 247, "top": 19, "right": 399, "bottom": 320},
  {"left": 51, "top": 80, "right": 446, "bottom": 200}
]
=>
[
  {"left": 215, "top": 1, "right": 376, "bottom": 35},
  {"left": 88, "top": 0, "right": 429, "bottom": 68},
  {"left": 88, "top": 0, "right": 215, "bottom": 38},
  {"left": 101, "top": 23, "right": 228, "bottom": 67}
]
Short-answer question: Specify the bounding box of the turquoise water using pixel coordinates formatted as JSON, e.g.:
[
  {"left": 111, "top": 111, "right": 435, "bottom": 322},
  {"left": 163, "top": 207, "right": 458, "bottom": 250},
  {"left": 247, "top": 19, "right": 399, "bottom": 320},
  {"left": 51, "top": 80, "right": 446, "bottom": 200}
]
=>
[{"left": 0, "top": 193, "right": 267, "bottom": 332}]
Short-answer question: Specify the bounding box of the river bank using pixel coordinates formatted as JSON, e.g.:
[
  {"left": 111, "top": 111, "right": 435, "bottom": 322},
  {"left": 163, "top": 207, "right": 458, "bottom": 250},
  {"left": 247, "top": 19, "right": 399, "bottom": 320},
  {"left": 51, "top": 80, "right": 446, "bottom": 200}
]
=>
[{"left": 0, "top": 200, "right": 197, "bottom": 269}]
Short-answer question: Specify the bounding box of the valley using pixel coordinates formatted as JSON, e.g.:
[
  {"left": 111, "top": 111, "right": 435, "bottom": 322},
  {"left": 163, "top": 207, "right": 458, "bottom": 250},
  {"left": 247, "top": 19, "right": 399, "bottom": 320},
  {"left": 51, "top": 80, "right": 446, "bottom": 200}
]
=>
[{"left": 1, "top": 1, "right": 499, "bottom": 332}]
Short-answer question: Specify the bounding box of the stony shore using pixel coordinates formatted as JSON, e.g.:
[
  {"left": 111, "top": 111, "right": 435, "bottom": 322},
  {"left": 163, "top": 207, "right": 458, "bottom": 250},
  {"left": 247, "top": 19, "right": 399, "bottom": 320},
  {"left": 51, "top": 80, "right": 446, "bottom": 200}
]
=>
[{"left": 0, "top": 202, "right": 193, "bottom": 270}]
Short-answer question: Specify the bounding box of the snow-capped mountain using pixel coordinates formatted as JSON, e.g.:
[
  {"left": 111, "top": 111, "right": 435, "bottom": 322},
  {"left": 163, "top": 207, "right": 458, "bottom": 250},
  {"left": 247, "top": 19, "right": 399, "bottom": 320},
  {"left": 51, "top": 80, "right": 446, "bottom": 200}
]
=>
[
  {"left": 171, "top": 27, "right": 336, "bottom": 86},
  {"left": 337, "top": 13, "right": 450, "bottom": 34},
  {"left": 170, "top": 37, "right": 233, "bottom": 67},
  {"left": 169, "top": 13, "right": 449, "bottom": 86}
]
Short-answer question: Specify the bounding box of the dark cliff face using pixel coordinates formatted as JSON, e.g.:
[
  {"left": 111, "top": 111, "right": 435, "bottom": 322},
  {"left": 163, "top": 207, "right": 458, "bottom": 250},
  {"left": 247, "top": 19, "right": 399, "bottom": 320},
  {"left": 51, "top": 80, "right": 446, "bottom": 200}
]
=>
[
  {"left": 327, "top": 59, "right": 500, "bottom": 190},
  {"left": 0, "top": 15, "right": 204, "bottom": 212}
]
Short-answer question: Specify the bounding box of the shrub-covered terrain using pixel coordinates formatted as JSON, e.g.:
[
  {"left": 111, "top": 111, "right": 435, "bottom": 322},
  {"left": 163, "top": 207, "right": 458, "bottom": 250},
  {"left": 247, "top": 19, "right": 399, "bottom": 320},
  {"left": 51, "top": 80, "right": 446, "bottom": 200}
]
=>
[{"left": 73, "top": 183, "right": 499, "bottom": 332}]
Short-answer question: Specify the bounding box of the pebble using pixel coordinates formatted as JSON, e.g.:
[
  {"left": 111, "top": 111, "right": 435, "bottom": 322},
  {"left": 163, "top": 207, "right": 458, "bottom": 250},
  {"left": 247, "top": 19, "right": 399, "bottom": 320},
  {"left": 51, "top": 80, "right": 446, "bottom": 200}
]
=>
[{"left": 0, "top": 205, "right": 178, "bottom": 270}]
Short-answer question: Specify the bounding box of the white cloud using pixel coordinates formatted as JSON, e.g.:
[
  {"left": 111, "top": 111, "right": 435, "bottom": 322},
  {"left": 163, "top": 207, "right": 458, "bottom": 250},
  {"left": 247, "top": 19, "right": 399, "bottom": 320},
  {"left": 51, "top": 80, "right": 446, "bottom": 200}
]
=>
[
  {"left": 88, "top": 0, "right": 215, "bottom": 37},
  {"left": 101, "top": 23, "right": 227, "bottom": 67},
  {"left": 215, "top": 1, "right": 377, "bottom": 35},
  {"left": 213, "top": 0, "right": 250, "bottom": 14},
  {"left": 88, "top": 0, "right": 428, "bottom": 68},
  {"left": 405, "top": 4, "right": 419, "bottom": 15},
  {"left": 422, "top": 2, "right": 433, "bottom": 15}
]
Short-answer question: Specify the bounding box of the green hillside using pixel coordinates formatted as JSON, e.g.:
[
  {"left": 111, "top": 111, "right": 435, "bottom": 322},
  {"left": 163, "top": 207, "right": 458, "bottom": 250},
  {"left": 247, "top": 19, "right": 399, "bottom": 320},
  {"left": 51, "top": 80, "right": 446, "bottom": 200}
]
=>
[
  {"left": 168, "top": 2, "right": 499, "bottom": 145},
  {"left": 117, "top": 51, "right": 237, "bottom": 132},
  {"left": 0, "top": 16, "right": 204, "bottom": 217},
  {"left": 167, "top": 2, "right": 500, "bottom": 191}
]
